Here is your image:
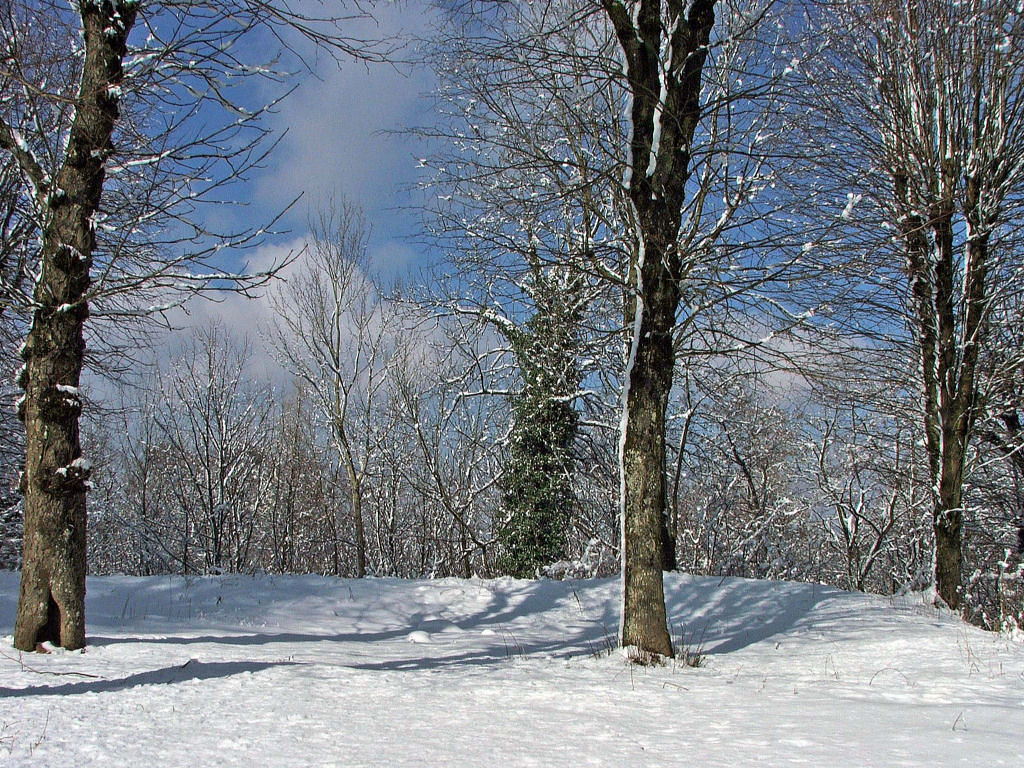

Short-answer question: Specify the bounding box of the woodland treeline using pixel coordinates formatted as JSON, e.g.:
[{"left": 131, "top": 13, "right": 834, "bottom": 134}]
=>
[{"left": 0, "top": 0, "right": 1022, "bottom": 655}]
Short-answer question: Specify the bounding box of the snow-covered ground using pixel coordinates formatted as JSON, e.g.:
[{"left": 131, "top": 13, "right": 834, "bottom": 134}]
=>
[{"left": 0, "top": 571, "right": 1021, "bottom": 766}]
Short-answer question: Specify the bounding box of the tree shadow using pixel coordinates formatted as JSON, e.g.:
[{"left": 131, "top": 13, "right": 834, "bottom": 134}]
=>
[
  {"left": 86, "top": 578, "right": 620, "bottom": 658},
  {"left": 74, "top": 579, "right": 625, "bottom": 675},
  {"left": 4, "top": 574, "right": 855, "bottom": 674},
  {"left": 0, "top": 659, "right": 298, "bottom": 698},
  {"left": 666, "top": 576, "right": 840, "bottom": 655}
]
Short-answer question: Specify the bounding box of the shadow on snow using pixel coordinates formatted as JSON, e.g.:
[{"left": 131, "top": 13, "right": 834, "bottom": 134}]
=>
[
  {"left": 0, "top": 659, "right": 297, "bottom": 698},
  {"left": 0, "top": 573, "right": 859, "bottom": 683}
]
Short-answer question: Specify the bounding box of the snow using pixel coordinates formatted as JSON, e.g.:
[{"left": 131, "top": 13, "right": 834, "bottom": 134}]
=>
[
  {"left": 619, "top": 235, "right": 646, "bottom": 639},
  {"left": 646, "top": 19, "right": 676, "bottom": 180},
  {"left": 0, "top": 571, "right": 1022, "bottom": 766},
  {"left": 842, "top": 193, "right": 863, "bottom": 220}
]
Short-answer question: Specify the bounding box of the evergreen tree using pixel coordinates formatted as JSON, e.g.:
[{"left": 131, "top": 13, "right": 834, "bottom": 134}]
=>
[{"left": 497, "top": 259, "right": 584, "bottom": 578}]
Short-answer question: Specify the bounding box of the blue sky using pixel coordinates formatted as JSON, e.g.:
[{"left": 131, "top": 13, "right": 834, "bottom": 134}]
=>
[
  {"left": 248, "top": 2, "right": 440, "bottom": 275},
  {"left": 151, "top": 2, "right": 443, "bottom": 376}
]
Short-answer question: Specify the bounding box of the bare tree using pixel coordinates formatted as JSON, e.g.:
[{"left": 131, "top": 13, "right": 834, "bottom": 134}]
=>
[
  {"left": 806, "top": 0, "right": 1024, "bottom": 609},
  {"left": 2, "top": 0, "right": 140, "bottom": 650},
  {"left": 87, "top": 375, "right": 177, "bottom": 576},
  {"left": 802, "top": 407, "right": 929, "bottom": 593},
  {"left": 426, "top": 0, "right": 807, "bottom": 657},
  {"left": 86, "top": 326, "right": 278, "bottom": 577},
  {"left": 269, "top": 200, "right": 404, "bottom": 578},
  {"left": 0, "top": 0, "right": 382, "bottom": 650},
  {"left": 384, "top": 319, "right": 504, "bottom": 577},
  {"left": 421, "top": 1, "right": 627, "bottom": 576},
  {"left": 259, "top": 387, "right": 339, "bottom": 576},
  {"left": 601, "top": 0, "right": 805, "bottom": 658},
  {"left": 153, "top": 325, "right": 273, "bottom": 575}
]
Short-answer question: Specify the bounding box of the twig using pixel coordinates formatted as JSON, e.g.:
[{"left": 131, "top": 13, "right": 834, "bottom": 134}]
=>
[
  {"left": 951, "top": 711, "right": 966, "bottom": 731},
  {"left": 868, "top": 666, "right": 913, "bottom": 686},
  {"left": 30, "top": 710, "right": 49, "bottom": 755},
  {"left": 0, "top": 649, "right": 103, "bottom": 679},
  {"left": 661, "top": 680, "right": 690, "bottom": 691}
]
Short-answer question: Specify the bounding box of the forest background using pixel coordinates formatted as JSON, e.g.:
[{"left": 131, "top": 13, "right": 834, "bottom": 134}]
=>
[{"left": 0, "top": 0, "right": 1022, "bottom": 650}]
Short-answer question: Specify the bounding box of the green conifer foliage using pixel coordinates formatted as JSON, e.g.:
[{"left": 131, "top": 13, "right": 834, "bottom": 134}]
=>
[{"left": 496, "top": 272, "right": 583, "bottom": 578}]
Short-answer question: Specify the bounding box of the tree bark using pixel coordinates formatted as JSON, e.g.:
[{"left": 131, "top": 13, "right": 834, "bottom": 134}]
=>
[
  {"left": 350, "top": 471, "right": 367, "bottom": 579},
  {"left": 894, "top": 170, "right": 990, "bottom": 611},
  {"left": 604, "top": 0, "right": 716, "bottom": 659},
  {"left": 621, "top": 238, "right": 680, "bottom": 657},
  {"left": 12, "top": 1, "right": 135, "bottom": 651}
]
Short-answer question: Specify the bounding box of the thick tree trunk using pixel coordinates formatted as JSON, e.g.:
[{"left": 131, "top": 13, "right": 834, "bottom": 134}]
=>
[
  {"left": 15, "top": 299, "right": 90, "bottom": 650},
  {"left": 603, "top": 0, "right": 716, "bottom": 659},
  {"left": 620, "top": 253, "right": 678, "bottom": 657},
  {"left": 13, "top": 1, "right": 135, "bottom": 651},
  {"left": 933, "top": 472, "right": 963, "bottom": 609}
]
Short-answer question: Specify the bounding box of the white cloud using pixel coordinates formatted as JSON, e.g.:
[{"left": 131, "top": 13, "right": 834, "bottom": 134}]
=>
[
  {"left": 254, "top": 2, "right": 439, "bottom": 244},
  {"left": 157, "top": 238, "right": 306, "bottom": 385},
  {"left": 152, "top": 2, "right": 442, "bottom": 383},
  {"left": 368, "top": 238, "right": 421, "bottom": 276}
]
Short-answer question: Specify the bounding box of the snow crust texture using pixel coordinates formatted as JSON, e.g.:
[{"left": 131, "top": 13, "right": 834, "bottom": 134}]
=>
[{"left": 0, "top": 572, "right": 1021, "bottom": 766}]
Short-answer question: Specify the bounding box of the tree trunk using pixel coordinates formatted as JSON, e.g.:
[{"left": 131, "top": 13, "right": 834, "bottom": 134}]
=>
[
  {"left": 933, "top": 469, "right": 963, "bottom": 609},
  {"left": 660, "top": 507, "right": 677, "bottom": 572},
  {"left": 13, "top": 1, "right": 136, "bottom": 651},
  {"left": 620, "top": 241, "right": 679, "bottom": 659},
  {"left": 604, "top": 0, "right": 716, "bottom": 659},
  {"left": 894, "top": 173, "right": 976, "bottom": 611},
  {"left": 352, "top": 482, "right": 367, "bottom": 578},
  {"left": 15, "top": 298, "right": 90, "bottom": 650}
]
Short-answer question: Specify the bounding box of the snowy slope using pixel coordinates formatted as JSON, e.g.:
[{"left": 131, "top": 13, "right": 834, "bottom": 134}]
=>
[{"left": 0, "top": 571, "right": 1021, "bottom": 766}]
